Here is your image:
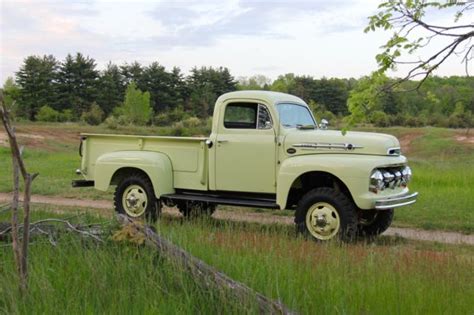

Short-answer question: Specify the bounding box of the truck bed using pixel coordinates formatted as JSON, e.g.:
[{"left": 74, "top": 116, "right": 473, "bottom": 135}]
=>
[{"left": 81, "top": 133, "right": 209, "bottom": 191}]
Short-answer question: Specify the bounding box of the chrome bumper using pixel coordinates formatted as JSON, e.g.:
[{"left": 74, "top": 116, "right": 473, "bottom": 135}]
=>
[{"left": 375, "top": 192, "right": 418, "bottom": 210}]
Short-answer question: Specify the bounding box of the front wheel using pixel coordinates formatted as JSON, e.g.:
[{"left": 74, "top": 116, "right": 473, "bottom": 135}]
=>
[
  {"left": 295, "top": 188, "right": 358, "bottom": 242},
  {"left": 114, "top": 173, "right": 160, "bottom": 222}
]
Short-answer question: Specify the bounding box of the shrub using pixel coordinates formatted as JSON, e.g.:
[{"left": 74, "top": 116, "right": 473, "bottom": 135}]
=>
[
  {"left": 59, "top": 109, "right": 74, "bottom": 122},
  {"left": 36, "top": 105, "right": 60, "bottom": 122},
  {"left": 370, "top": 111, "right": 390, "bottom": 127},
  {"left": 81, "top": 103, "right": 105, "bottom": 125},
  {"left": 171, "top": 121, "right": 187, "bottom": 136},
  {"left": 154, "top": 113, "right": 171, "bottom": 126},
  {"left": 183, "top": 117, "right": 201, "bottom": 128}
]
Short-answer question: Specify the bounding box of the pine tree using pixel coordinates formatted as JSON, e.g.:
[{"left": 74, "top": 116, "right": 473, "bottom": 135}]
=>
[
  {"left": 16, "top": 55, "right": 58, "bottom": 120},
  {"left": 97, "top": 63, "right": 125, "bottom": 115},
  {"left": 57, "top": 53, "right": 99, "bottom": 116}
]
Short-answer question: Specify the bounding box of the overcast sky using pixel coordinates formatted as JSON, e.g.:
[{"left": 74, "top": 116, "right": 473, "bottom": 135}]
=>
[{"left": 0, "top": 0, "right": 471, "bottom": 83}]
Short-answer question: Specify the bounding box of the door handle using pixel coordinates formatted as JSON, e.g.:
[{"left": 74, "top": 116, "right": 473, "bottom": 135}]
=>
[{"left": 217, "top": 140, "right": 229, "bottom": 144}]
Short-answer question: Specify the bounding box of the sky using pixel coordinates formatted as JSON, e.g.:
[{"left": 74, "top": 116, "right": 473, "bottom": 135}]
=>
[{"left": 0, "top": 0, "right": 471, "bottom": 83}]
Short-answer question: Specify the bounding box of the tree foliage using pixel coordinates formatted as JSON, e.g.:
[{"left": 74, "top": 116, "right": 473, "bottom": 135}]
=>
[
  {"left": 6, "top": 52, "right": 474, "bottom": 129},
  {"left": 57, "top": 53, "right": 99, "bottom": 115},
  {"left": 16, "top": 55, "right": 58, "bottom": 120},
  {"left": 366, "top": 0, "right": 473, "bottom": 88},
  {"left": 120, "top": 82, "right": 152, "bottom": 125}
]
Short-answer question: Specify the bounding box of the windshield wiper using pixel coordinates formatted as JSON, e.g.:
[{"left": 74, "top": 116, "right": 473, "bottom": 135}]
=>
[{"left": 296, "top": 124, "right": 316, "bottom": 130}]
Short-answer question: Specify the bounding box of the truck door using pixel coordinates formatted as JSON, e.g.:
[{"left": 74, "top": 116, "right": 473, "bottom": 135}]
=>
[{"left": 215, "top": 102, "right": 276, "bottom": 193}]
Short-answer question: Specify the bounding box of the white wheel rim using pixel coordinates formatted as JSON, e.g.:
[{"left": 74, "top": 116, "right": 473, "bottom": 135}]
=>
[
  {"left": 305, "top": 202, "right": 340, "bottom": 240},
  {"left": 122, "top": 184, "right": 148, "bottom": 217}
]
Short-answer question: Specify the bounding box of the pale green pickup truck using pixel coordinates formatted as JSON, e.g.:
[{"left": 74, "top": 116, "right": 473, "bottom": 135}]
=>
[{"left": 73, "top": 90, "right": 417, "bottom": 241}]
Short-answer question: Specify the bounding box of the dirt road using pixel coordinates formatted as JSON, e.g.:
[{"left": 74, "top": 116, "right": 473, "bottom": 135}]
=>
[{"left": 0, "top": 193, "right": 472, "bottom": 245}]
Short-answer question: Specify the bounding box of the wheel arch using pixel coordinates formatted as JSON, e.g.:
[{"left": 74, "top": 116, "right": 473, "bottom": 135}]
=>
[
  {"left": 281, "top": 170, "right": 354, "bottom": 210},
  {"left": 94, "top": 151, "right": 174, "bottom": 198}
]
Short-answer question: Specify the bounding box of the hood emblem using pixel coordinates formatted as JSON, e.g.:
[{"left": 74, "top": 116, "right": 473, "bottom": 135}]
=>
[{"left": 293, "top": 143, "right": 364, "bottom": 151}]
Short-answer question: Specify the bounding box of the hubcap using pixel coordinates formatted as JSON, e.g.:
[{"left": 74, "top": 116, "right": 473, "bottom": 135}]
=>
[
  {"left": 305, "top": 202, "right": 340, "bottom": 240},
  {"left": 122, "top": 185, "right": 148, "bottom": 217}
]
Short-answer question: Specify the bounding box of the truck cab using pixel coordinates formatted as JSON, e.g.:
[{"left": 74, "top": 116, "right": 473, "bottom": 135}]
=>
[{"left": 73, "top": 90, "right": 417, "bottom": 242}]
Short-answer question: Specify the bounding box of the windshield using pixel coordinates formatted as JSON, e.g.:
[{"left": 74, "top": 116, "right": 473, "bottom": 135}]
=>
[{"left": 276, "top": 103, "right": 316, "bottom": 128}]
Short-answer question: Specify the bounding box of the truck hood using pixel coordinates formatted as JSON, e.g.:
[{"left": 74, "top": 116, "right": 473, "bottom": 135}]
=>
[{"left": 283, "top": 129, "right": 400, "bottom": 156}]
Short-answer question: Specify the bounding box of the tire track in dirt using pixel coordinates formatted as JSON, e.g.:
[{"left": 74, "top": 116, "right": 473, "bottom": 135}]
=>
[{"left": 0, "top": 193, "right": 472, "bottom": 245}]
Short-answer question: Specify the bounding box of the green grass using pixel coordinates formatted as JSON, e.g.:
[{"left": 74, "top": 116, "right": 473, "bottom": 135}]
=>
[
  {"left": 1, "top": 123, "right": 473, "bottom": 232},
  {"left": 1, "top": 207, "right": 472, "bottom": 314}
]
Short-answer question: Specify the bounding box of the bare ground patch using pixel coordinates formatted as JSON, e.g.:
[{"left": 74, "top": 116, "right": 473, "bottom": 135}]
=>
[
  {"left": 399, "top": 131, "right": 424, "bottom": 154},
  {"left": 0, "top": 193, "right": 472, "bottom": 245},
  {"left": 0, "top": 126, "right": 80, "bottom": 150},
  {"left": 454, "top": 134, "right": 474, "bottom": 145}
]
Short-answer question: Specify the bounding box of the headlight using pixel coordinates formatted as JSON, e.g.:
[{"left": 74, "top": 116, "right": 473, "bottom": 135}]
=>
[{"left": 369, "top": 170, "right": 384, "bottom": 193}]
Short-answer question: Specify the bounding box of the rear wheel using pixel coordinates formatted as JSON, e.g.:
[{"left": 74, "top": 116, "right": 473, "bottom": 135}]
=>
[
  {"left": 357, "top": 209, "right": 394, "bottom": 237},
  {"left": 114, "top": 173, "right": 160, "bottom": 222},
  {"left": 177, "top": 201, "right": 216, "bottom": 219},
  {"left": 295, "top": 187, "right": 357, "bottom": 242}
]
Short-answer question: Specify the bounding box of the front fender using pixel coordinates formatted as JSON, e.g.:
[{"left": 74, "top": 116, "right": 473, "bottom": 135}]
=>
[
  {"left": 94, "top": 151, "right": 174, "bottom": 197},
  {"left": 277, "top": 154, "right": 408, "bottom": 210}
]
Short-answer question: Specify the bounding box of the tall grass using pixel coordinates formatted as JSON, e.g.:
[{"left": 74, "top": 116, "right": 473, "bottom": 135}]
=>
[
  {"left": 160, "top": 218, "right": 474, "bottom": 314},
  {"left": 1, "top": 211, "right": 472, "bottom": 314}
]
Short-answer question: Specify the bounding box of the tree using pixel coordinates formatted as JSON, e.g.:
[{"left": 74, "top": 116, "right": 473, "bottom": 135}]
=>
[
  {"left": 366, "top": 1, "right": 473, "bottom": 89},
  {"left": 16, "top": 55, "right": 58, "bottom": 120},
  {"left": 237, "top": 75, "right": 272, "bottom": 90},
  {"left": 97, "top": 63, "right": 125, "bottom": 115},
  {"left": 57, "top": 53, "right": 99, "bottom": 116},
  {"left": 140, "top": 62, "right": 174, "bottom": 113},
  {"left": 186, "top": 67, "right": 237, "bottom": 116},
  {"left": 121, "top": 61, "right": 143, "bottom": 86},
  {"left": 346, "top": 72, "right": 391, "bottom": 127},
  {"left": 1, "top": 93, "right": 39, "bottom": 294},
  {"left": 2, "top": 77, "right": 21, "bottom": 112},
  {"left": 270, "top": 73, "right": 296, "bottom": 93},
  {"left": 121, "top": 82, "right": 152, "bottom": 125}
]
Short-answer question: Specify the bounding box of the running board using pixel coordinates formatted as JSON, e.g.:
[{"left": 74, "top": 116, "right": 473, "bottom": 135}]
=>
[{"left": 161, "top": 193, "right": 279, "bottom": 209}]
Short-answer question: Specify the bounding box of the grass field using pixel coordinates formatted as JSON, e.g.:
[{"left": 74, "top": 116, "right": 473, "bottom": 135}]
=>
[
  {"left": 1, "top": 207, "right": 473, "bottom": 314},
  {"left": 1, "top": 123, "right": 473, "bottom": 232}
]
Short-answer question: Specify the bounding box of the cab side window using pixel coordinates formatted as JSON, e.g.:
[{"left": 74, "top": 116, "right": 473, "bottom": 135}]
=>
[{"left": 224, "top": 102, "right": 272, "bottom": 129}]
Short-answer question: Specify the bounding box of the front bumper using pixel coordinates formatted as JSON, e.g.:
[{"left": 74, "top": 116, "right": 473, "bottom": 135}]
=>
[{"left": 375, "top": 192, "right": 418, "bottom": 210}]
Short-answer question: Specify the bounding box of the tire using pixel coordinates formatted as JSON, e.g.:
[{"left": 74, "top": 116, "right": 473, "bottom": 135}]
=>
[
  {"left": 177, "top": 201, "right": 215, "bottom": 219},
  {"left": 357, "top": 209, "right": 394, "bottom": 237},
  {"left": 295, "top": 187, "right": 357, "bottom": 242},
  {"left": 114, "top": 173, "right": 160, "bottom": 222}
]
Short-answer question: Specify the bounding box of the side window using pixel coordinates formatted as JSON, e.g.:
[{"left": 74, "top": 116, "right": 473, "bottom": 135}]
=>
[
  {"left": 224, "top": 103, "right": 257, "bottom": 129},
  {"left": 257, "top": 104, "right": 272, "bottom": 129},
  {"left": 223, "top": 102, "right": 273, "bottom": 129}
]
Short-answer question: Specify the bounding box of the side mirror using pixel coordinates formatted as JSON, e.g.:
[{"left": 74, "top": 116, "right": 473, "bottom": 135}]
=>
[{"left": 319, "top": 119, "right": 329, "bottom": 130}]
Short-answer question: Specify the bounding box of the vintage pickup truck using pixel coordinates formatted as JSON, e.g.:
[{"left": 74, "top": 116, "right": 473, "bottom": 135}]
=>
[{"left": 73, "top": 90, "right": 417, "bottom": 241}]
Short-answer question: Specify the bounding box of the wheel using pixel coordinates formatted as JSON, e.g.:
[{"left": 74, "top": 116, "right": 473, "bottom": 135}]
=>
[
  {"left": 177, "top": 201, "right": 215, "bottom": 219},
  {"left": 358, "top": 209, "right": 394, "bottom": 237},
  {"left": 295, "top": 187, "right": 357, "bottom": 242},
  {"left": 114, "top": 173, "right": 160, "bottom": 222}
]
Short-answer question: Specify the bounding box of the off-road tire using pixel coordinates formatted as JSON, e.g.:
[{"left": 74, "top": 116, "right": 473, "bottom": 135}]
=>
[
  {"left": 295, "top": 187, "right": 358, "bottom": 242},
  {"left": 177, "top": 201, "right": 216, "bottom": 219},
  {"left": 357, "top": 209, "right": 394, "bottom": 238},
  {"left": 114, "top": 173, "right": 160, "bottom": 222}
]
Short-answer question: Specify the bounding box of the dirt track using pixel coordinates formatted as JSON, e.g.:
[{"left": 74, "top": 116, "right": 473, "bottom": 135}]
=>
[{"left": 0, "top": 193, "right": 472, "bottom": 245}]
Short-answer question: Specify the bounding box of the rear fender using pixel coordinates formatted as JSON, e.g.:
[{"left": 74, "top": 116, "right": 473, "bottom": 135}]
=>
[{"left": 94, "top": 151, "right": 174, "bottom": 197}]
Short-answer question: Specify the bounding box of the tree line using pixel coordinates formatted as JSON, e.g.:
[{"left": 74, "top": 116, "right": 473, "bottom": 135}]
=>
[{"left": 2, "top": 53, "right": 473, "bottom": 128}]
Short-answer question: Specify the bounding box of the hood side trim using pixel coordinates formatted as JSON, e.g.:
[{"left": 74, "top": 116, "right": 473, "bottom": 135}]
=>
[{"left": 293, "top": 143, "right": 364, "bottom": 151}]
